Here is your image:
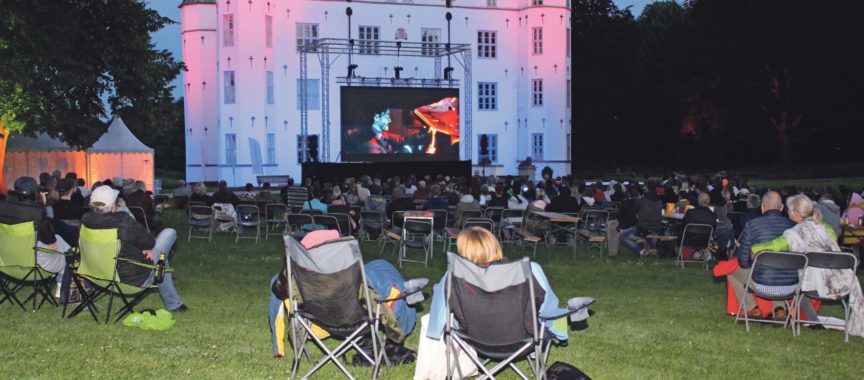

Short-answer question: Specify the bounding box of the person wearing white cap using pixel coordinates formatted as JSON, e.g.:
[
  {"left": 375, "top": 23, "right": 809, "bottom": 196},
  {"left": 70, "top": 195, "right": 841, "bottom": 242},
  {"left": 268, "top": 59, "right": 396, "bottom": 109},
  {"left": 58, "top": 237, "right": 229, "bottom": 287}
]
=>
[{"left": 81, "top": 185, "right": 188, "bottom": 312}]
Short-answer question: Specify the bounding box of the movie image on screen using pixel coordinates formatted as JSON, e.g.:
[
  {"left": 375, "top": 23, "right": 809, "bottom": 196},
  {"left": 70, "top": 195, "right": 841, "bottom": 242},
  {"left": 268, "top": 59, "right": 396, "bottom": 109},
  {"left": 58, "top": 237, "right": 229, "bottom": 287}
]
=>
[{"left": 341, "top": 87, "right": 460, "bottom": 162}]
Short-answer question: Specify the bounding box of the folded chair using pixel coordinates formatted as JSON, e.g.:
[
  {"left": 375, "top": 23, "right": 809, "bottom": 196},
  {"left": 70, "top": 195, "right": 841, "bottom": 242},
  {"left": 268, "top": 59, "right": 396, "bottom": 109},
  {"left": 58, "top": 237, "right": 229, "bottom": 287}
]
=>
[
  {"left": 677, "top": 223, "right": 714, "bottom": 269},
  {"left": 795, "top": 251, "right": 858, "bottom": 341},
  {"left": 0, "top": 221, "right": 64, "bottom": 311},
  {"left": 734, "top": 251, "right": 807, "bottom": 335},
  {"left": 283, "top": 236, "right": 388, "bottom": 379},
  {"left": 65, "top": 226, "right": 166, "bottom": 323},
  {"left": 444, "top": 253, "right": 592, "bottom": 380}
]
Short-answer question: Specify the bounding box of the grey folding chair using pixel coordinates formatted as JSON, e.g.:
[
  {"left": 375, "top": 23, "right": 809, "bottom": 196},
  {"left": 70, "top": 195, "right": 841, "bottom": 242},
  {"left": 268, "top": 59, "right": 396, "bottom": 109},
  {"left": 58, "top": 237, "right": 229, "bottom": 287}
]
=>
[
  {"left": 312, "top": 215, "right": 341, "bottom": 236},
  {"left": 187, "top": 205, "right": 214, "bottom": 243},
  {"left": 265, "top": 203, "right": 288, "bottom": 240},
  {"left": 463, "top": 218, "right": 495, "bottom": 233},
  {"left": 235, "top": 204, "right": 261, "bottom": 243},
  {"left": 796, "top": 251, "right": 859, "bottom": 341},
  {"left": 734, "top": 251, "right": 808, "bottom": 335},
  {"left": 677, "top": 223, "right": 714, "bottom": 269},
  {"left": 399, "top": 218, "right": 434, "bottom": 268}
]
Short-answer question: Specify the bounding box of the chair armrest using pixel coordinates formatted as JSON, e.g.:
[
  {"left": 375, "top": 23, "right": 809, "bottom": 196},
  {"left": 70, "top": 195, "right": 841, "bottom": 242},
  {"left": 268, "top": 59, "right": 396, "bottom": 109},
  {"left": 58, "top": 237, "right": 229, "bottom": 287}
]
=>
[
  {"left": 34, "top": 246, "right": 74, "bottom": 256},
  {"left": 375, "top": 278, "right": 429, "bottom": 305},
  {"left": 539, "top": 297, "right": 595, "bottom": 322},
  {"left": 114, "top": 257, "right": 172, "bottom": 271}
]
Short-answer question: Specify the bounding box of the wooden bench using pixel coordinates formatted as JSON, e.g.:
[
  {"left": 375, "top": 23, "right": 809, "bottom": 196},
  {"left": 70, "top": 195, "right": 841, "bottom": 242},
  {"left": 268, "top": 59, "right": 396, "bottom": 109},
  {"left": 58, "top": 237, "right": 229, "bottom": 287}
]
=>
[{"left": 512, "top": 227, "right": 541, "bottom": 256}]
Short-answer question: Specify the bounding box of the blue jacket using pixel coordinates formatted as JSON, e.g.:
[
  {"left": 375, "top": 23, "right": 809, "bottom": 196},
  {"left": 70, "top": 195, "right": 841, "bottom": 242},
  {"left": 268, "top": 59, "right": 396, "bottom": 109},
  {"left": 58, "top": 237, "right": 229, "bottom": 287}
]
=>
[{"left": 734, "top": 210, "right": 797, "bottom": 285}]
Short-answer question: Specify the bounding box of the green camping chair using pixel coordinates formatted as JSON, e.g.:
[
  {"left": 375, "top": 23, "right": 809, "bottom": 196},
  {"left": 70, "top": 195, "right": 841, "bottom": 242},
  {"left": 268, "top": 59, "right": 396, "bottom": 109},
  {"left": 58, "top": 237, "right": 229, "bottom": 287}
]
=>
[
  {"left": 0, "top": 221, "right": 64, "bottom": 311},
  {"left": 65, "top": 226, "right": 164, "bottom": 323}
]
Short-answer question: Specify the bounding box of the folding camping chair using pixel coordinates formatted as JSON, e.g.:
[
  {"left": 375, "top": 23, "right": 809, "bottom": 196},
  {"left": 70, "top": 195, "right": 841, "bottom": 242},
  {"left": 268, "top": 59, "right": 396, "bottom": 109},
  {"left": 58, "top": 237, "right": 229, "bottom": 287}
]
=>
[
  {"left": 188, "top": 205, "right": 214, "bottom": 242},
  {"left": 65, "top": 226, "right": 166, "bottom": 323},
  {"left": 734, "top": 251, "right": 807, "bottom": 335},
  {"left": 0, "top": 222, "right": 64, "bottom": 311},
  {"left": 236, "top": 204, "right": 261, "bottom": 243},
  {"left": 444, "top": 253, "right": 593, "bottom": 379},
  {"left": 312, "top": 215, "right": 342, "bottom": 236},
  {"left": 282, "top": 236, "right": 389, "bottom": 379},
  {"left": 677, "top": 224, "right": 714, "bottom": 269},
  {"left": 795, "top": 251, "right": 859, "bottom": 341}
]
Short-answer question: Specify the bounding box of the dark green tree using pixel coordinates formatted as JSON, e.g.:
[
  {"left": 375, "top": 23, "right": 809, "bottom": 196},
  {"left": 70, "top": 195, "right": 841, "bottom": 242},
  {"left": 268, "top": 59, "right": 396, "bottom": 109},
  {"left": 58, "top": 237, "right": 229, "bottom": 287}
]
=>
[{"left": 0, "top": 0, "right": 182, "bottom": 190}]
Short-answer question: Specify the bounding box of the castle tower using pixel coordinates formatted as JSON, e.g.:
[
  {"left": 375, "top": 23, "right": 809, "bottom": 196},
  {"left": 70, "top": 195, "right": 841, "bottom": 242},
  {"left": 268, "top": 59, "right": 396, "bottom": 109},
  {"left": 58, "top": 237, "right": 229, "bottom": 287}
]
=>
[{"left": 180, "top": 0, "right": 219, "bottom": 182}]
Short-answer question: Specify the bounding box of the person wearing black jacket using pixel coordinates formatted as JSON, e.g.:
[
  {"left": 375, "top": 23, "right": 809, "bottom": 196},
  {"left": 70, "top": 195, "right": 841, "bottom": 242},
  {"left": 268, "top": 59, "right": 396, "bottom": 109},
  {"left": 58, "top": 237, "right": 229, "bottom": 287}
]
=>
[
  {"left": 0, "top": 177, "right": 67, "bottom": 281},
  {"left": 81, "top": 185, "right": 187, "bottom": 312},
  {"left": 212, "top": 180, "right": 240, "bottom": 206},
  {"left": 545, "top": 186, "right": 581, "bottom": 213}
]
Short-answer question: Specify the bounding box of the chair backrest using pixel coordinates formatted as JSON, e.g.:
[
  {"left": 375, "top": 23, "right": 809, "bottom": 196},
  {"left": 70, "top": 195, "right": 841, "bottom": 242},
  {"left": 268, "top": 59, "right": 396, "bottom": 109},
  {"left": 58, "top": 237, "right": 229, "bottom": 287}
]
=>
[
  {"left": 329, "top": 213, "right": 352, "bottom": 236},
  {"left": 460, "top": 210, "right": 483, "bottom": 225},
  {"left": 265, "top": 203, "right": 288, "bottom": 220},
  {"left": 583, "top": 210, "right": 609, "bottom": 231},
  {"left": 446, "top": 253, "right": 540, "bottom": 347},
  {"left": 359, "top": 210, "right": 383, "bottom": 229},
  {"left": 189, "top": 205, "right": 213, "bottom": 219},
  {"left": 805, "top": 251, "right": 858, "bottom": 270},
  {"left": 299, "top": 208, "right": 323, "bottom": 216},
  {"left": 328, "top": 205, "right": 350, "bottom": 215},
  {"left": 173, "top": 195, "right": 190, "bottom": 210},
  {"left": 128, "top": 206, "right": 149, "bottom": 231},
  {"left": 313, "top": 215, "right": 341, "bottom": 235},
  {"left": 749, "top": 251, "right": 807, "bottom": 295},
  {"left": 463, "top": 218, "right": 495, "bottom": 232},
  {"left": 286, "top": 213, "right": 314, "bottom": 230},
  {"left": 681, "top": 223, "right": 713, "bottom": 249},
  {"left": 77, "top": 226, "right": 122, "bottom": 285},
  {"left": 0, "top": 222, "right": 38, "bottom": 276},
  {"left": 501, "top": 209, "right": 524, "bottom": 227},
  {"left": 236, "top": 204, "right": 260, "bottom": 224},
  {"left": 428, "top": 209, "right": 448, "bottom": 230},
  {"left": 283, "top": 235, "right": 371, "bottom": 331},
  {"left": 484, "top": 207, "right": 504, "bottom": 222},
  {"left": 404, "top": 218, "right": 433, "bottom": 235}
]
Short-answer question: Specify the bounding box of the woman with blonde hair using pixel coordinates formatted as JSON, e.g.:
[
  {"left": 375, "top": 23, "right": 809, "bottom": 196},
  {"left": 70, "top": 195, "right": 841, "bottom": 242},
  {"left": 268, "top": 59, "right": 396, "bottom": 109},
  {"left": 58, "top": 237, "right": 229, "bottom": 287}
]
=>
[{"left": 425, "top": 227, "right": 571, "bottom": 342}]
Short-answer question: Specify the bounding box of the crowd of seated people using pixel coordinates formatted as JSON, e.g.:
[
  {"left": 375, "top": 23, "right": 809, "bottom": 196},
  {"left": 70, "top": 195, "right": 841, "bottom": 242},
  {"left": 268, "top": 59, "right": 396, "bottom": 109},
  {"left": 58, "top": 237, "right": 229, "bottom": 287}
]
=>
[{"left": 0, "top": 172, "right": 188, "bottom": 313}]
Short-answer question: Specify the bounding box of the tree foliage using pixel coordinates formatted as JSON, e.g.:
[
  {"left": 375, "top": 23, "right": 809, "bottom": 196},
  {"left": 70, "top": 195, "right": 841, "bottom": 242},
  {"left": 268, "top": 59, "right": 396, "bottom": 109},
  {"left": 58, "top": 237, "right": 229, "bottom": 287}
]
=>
[
  {"left": 0, "top": 0, "right": 182, "bottom": 147},
  {"left": 570, "top": 0, "right": 864, "bottom": 171}
]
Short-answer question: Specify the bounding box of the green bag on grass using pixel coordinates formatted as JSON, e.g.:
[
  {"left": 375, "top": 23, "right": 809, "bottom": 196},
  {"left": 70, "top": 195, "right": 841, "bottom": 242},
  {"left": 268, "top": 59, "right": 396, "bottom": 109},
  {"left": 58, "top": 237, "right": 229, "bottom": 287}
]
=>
[{"left": 122, "top": 309, "right": 176, "bottom": 331}]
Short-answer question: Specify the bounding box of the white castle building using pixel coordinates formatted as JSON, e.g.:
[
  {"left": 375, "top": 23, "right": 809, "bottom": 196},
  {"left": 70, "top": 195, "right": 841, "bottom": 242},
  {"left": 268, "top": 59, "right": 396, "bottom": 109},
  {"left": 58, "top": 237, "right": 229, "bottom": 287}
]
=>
[{"left": 181, "top": 0, "right": 572, "bottom": 185}]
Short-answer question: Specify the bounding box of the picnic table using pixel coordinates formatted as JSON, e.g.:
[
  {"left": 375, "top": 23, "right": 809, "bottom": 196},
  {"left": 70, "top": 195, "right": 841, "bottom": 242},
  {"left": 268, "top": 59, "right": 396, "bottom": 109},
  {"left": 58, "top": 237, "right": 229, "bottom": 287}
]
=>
[{"left": 533, "top": 211, "right": 582, "bottom": 257}]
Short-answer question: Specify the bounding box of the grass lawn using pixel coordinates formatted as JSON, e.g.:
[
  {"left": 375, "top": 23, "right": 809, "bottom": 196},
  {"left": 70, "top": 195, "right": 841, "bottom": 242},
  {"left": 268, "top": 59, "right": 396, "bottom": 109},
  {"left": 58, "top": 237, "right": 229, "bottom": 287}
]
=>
[{"left": 2, "top": 209, "right": 863, "bottom": 379}]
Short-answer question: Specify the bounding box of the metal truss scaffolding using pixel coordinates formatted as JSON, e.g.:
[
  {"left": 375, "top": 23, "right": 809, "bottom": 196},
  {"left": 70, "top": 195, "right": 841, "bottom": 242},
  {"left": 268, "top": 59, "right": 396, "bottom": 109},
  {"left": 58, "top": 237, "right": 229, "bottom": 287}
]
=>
[{"left": 299, "top": 38, "right": 472, "bottom": 163}]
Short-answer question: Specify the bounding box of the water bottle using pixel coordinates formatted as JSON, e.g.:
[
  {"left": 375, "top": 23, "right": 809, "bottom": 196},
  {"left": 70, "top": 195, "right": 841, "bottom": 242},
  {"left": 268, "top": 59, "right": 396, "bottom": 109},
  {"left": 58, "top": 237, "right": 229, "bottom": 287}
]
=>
[{"left": 154, "top": 252, "right": 166, "bottom": 284}]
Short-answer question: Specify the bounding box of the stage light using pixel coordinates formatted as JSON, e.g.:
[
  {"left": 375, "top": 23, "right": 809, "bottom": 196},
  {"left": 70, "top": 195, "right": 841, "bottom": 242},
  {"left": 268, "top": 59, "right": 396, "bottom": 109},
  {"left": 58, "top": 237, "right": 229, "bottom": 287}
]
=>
[
  {"left": 443, "top": 67, "right": 454, "bottom": 80},
  {"left": 347, "top": 64, "right": 358, "bottom": 78},
  {"left": 394, "top": 66, "right": 404, "bottom": 79}
]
